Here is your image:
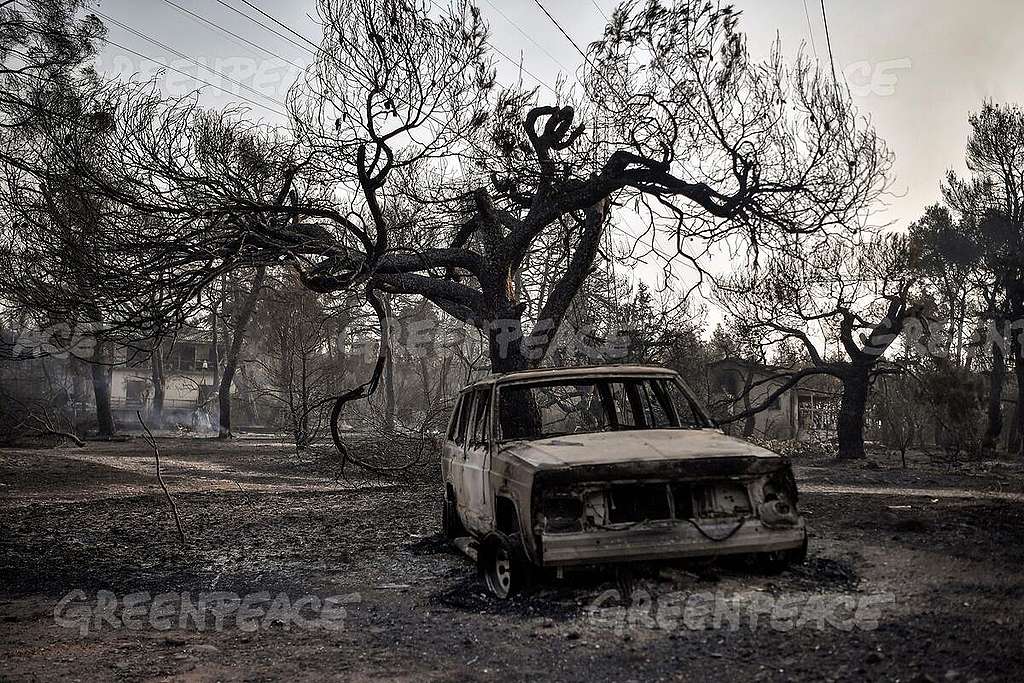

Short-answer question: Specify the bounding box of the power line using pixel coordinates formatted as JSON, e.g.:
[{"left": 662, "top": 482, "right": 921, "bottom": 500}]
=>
[
  {"left": 820, "top": 0, "right": 838, "bottom": 88},
  {"left": 531, "top": 0, "right": 592, "bottom": 67},
  {"left": 235, "top": 0, "right": 320, "bottom": 53},
  {"left": 590, "top": 0, "right": 609, "bottom": 21},
  {"left": 212, "top": 0, "right": 316, "bottom": 57},
  {"left": 802, "top": 0, "right": 819, "bottom": 60},
  {"left": 158, "top": 0, "right": 308, "bottom": 72},
  {"left": 479, "top": 0, "right": 571, "bottom": 74},
  {"left": 531, "top": 0, "right": 629, "bottom": 114},
  {"left": 96, "top": 10, "right": 286, "bottom": 111},
  {"left": 206, "top": 2, "right": 474, "bottom": 143},
  {"left": 219, "top": 0, "right": 558, "bottom": 96},
  {"left": 103, "top": 38, "right": 289, "bottom": 118}
]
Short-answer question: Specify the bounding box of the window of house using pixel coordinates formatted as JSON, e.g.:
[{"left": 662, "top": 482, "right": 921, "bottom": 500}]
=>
[{"left": 170, "top": 344, "right": 197, "bottom": 371}]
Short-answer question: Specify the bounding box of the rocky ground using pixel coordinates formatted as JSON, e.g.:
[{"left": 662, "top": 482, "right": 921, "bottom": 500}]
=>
[{"left": 1, "top": 437, "right": 1023, "bottom": 681}]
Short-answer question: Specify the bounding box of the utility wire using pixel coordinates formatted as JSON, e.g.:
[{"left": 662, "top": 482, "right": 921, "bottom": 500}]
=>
[
  {"left": 96, "top": 10, "right": 286, "bottom": 110},
  {"left": 212, "top": 0, "right": 316, "bottom": 56},
  {"left": 479, "top": 0, "right": 571, "bottom": 74},
  {"left": 235, "top": 0, "right": 321, "bottom": 52},
  {"left": 802, "top": 0, "right": 818, "bottom": 60},
  {"left": 103, "top": 38, "right": 289, "bottom": 118},
  {"left": 531, "top": 0, "right": 593, "bottom": 67},
  {"left": 215, "top": 0, "right": 564, "bottom": 170},
  {"left": 159, "top": 0, "right": 308, "bottom": 72},
  {"left": 217, "top": 0, "right": 559, "bottom": 97},
  {"left": 531, "top": 0, "right": 630, "bottom": 114},
  {"left": 819, "top": 0, "right": 838, "bottom": 88},
  {"left": 590, "top": 0, "right": 609, "bottom": 21}
]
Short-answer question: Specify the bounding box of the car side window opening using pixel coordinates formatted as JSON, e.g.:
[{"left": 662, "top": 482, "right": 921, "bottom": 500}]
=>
[
  {"left": 659, "top": 379, "right": 704, "bottom": 428},
  {"left": 454, "top": 392, "right": 474, "bottom": 445},
  {"left": 470, "top": 388, "right": 492, "bottom": 448},
  {"left": 447, "top": 395, "right": 464, "bottom": 440}
]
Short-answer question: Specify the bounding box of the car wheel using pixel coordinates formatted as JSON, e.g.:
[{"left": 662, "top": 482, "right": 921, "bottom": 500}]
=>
[
  {"left": 478, "top": 532, "right": 531, "bottom": 599},
  {"left": 442, "top": 490, "right": 466, "bottom": 540}
]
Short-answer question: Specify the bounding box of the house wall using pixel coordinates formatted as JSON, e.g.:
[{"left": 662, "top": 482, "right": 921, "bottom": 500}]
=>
[
  {"left": 106, "top": 340, "right": 220, "bottom": 413},
  {"left": 110, "top": 368, "right": 217, "bottom": 408}
]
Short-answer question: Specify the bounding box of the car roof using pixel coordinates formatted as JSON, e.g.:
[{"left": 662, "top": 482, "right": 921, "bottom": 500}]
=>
[{"left": 459, "top": 364, "right": 679, "bottom": 392}]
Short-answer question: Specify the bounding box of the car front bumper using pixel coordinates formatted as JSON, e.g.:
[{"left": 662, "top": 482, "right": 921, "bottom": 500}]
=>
[{"left": 539, "top": 518, "right": 806, "bottom": 567}]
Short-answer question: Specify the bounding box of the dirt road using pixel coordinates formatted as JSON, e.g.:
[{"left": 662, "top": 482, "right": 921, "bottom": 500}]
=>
[{"left": 2, "top": 438, "right": 1022, "bottom": 681}]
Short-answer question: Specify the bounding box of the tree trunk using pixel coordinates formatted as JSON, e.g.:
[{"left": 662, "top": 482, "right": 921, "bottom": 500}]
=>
[
  {"left": 378, "top": 295, "right": 397, "bottom": 432},
  {"left": 210, "top": 302, "right": 220, "bottom": 387},
  {"left": 91, "top": 342, "right": 115, "bottom": 438},
  {"left": 382, "top": 340, "right": 396, "bottom": 432},
  {"left": 218, "top": 267, "right": 266, "bottom": 439},
  {"left": 1008, "top": 403, "right": 1021, "bottom": 454},
  {"left": 487, "top": 308, "right": 540, "bottom": 437},
  {"left": 297, "top": 349, "right": 310, "bottom": 450},
  {"left": 488, "top": 311, "right": 528, "bottom": 373},
  {"left": 1013, "top": 331, "right": 1024, "bottom": 458},
  {"left": 983, "top": 337, "right": 1005, "bottom": 451},
  {"left": 150, "top": 340, "right": 165, "bottom": 428},
  {"left": 837, "top": 365, "right": 870, "bottom": 459},
  {"left": 741, "top": 367, "right": 755, "bottom": 438}
]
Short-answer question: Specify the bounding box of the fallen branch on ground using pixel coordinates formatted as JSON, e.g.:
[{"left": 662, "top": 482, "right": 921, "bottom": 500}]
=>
[{"left": 137, "top": 411, "right": 187, "bottom": 547}]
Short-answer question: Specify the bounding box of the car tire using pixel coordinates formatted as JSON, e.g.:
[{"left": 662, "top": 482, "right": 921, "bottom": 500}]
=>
[
  {"left": 442, "top": 490, "right": 466, "bottom": 540},
  {"left": 478, "top": 531, "right": 532, "bottom": 599}
]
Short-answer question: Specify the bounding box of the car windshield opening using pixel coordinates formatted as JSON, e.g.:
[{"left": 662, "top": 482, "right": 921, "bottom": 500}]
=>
[{"left": 498, "top": 377, "right": 707, "bottom": 441}]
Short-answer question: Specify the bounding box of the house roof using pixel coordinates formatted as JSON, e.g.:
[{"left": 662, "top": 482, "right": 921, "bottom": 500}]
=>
[
  {"left": 169, "top": 325, "right": 214, "bottom": 345},
  {"left": 710, "top": 356, "right": 791, "bottom": 374}
]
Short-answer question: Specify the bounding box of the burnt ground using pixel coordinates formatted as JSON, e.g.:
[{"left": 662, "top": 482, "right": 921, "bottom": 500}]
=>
[{"left": 1, "top": 438, "right": 1023, "bottom": 682}]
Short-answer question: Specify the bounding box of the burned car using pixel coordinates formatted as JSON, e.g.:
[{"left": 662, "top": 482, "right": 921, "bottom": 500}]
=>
[{"left": 440, "top": 365, "right": 806, "bottom": 598}]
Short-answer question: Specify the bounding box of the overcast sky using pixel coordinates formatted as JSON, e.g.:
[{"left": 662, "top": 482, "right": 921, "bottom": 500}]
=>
[{"left": 94, "top": 0, "right": 1024, "bottom": 242}]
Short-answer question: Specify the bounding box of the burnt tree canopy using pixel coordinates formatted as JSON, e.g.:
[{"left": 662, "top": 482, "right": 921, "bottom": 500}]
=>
[
  {"left": 0, "top": 1, "right": 892, "bottom": 459},
  {"left": 943, "top": 101, "right": 1024, "bottom": 455},
  {"left": 715, "top": 234, "right": 926, "bottom": 459},
  {"left": 12, "top": 0, "right": 888, "bottom": 354}
]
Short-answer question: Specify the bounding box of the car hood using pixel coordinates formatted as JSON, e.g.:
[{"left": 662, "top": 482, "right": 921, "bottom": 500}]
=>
[{"left": 496, "top": 429, "right": 782, "bottom": 469}]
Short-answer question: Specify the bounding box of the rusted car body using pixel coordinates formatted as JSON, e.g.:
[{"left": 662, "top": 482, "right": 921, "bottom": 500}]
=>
[{"left": 440, "top": 365, "right": 806, "bottom": 597}]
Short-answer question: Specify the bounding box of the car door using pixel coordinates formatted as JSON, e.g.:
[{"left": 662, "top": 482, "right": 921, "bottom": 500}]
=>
[
  {"left": 461, "top": 386, "right": 493, "bottom": 533},
  {"left": 445, "top": 391, "right": 474, "bottom": 510}
]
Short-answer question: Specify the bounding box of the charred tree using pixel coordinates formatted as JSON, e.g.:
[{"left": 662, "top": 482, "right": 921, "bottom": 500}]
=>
[
  {"left": 90, "top": 338, "right": 115, "bottom": 438},
  {"left": 717, "top": 237, "right": 923, "bottom": 460},
  {"left": 218, "top": 267, "right": 266, "bottom": 439}
]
